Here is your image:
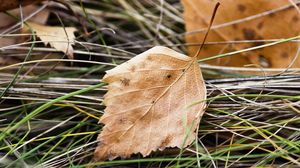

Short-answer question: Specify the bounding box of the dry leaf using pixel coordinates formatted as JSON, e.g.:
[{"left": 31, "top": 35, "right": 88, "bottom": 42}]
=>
[
  {"left": 0, "top": 5, "right": 49, "bottom": 65},
  {"left": 94, "top": 46, "right": 206, "bottom": 161},
  {"left": 182, "top": 0, "right": 300, "bottom": 68},
  {"left": 0, "top": 5, "right": 49, "bottom": 47},
  {"left": 27, "top": 22, "right": 77, "bottom": 59},
  {"left": 0, "top": 0, "right": 46, "bottom": 12},
  {"left": 24, "top": 5, "right": 50, "bottom": 24}
]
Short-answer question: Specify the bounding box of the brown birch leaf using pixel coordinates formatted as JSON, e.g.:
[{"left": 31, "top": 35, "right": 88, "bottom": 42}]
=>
[
  {"left": 27, "top": 22, "right": 77, "bottom": 59},
  {"left": 94, "top": 46, "right": 207, "bottom": 161},
  {"left": 182, "top": 0, "right": 300, "bottom": 68}
]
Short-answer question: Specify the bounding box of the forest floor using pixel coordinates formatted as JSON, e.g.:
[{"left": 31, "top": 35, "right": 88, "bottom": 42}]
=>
[{"left": 0, "top": 1, "right": 300, "bottom": 167}]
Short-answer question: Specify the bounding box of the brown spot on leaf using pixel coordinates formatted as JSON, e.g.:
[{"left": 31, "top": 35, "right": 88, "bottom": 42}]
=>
[
  {"left": 120, "top": 78, "right": 130, "bottom": 86},
  {"left": 232, "top": 24, "right": 238, "bottom": 30},
  {"left": 256, "top": 22, "right": 264, "bottom": 30},
  {"left": 118, "top": 117, "right": 130, "bottom": 124},
  {"left": 147, "top": 55, "right": 153, "bottom": 61},
  {"left": 129, "top": 66, "right": 136, "bottom": 72},
  {"left": 242, "top": 28, "right": 256, "bottom": 40},
  {"left": 269, "top": 12, "right": 275, "bottom": 17},
  {"left": 160, "top": 135, "right": 172, "bottom": 148},
  {"left": 237, "top": 4, "right": 246, "bottom": 12},
  {"left": 281, "top": 52, "right": 289, "bottom": 58},
  {"left": 292, "top": 15, "right": 299, "bottom": 22},
  {"left": 166, "top": 74, "right": 172, "bottom": 79}
]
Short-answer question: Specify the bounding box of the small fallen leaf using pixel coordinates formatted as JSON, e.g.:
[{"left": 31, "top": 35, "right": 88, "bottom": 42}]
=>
[
  {"left": 27, "top": 22, "right": 77, "bottom": 59},
  {"left": 0, "top": 5, "right": 49, "bottom": 47},
  {"left": 182, "top": 0, "right": 300, "bottom": 68},
  {"left": 0, "top": 5, "right": 49, "bottom": 65},
  {"left": 94, "top": 46, "right": 206, "bottom": 161}
]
